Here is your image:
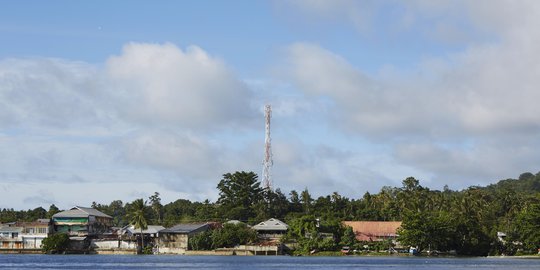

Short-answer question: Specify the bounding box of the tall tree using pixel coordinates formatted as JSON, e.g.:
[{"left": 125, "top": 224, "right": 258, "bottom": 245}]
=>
[
  {"left": 108, "top": 200, "right": 126, "bottom": 226},
  {"left": 398, "top": 211, "right": 454, "bottom": 253},
  {"left": 127, "top": 199, "right": 148, "bottom": 254},
  {"left": 289, "top": 190, "right": 302, "bottom": 213},
  {"left": 216, "top": 171, "right": 262, "bottom": 221},
  {"left": 149, "top": 192, "right": 163, "bottom": 224},
  {"left": 300, "top": 188, "right": 313, "bottom": 214},
  {"left": 513, "top": 198, "right": 540, "bottom": 252},
  {"left": 254, "top": 188, "right": 289, "bottom": 221},
  {"left": 47, "top": 204, "right": 60, "bottom": 219}
]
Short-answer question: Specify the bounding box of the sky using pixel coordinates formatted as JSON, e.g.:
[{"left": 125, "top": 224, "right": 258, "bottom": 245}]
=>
[{"left": 2, "top": 0, "right": 540, "bottom": 210}]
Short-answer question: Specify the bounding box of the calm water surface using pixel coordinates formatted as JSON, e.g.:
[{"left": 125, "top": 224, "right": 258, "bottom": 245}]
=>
[{"left": 1, "top": 255, "right": 539, "bottom": 270}]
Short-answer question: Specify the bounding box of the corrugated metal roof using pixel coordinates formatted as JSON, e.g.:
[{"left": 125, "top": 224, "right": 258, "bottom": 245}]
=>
[
  {"left": 225, "top": 220, "right": 245, "bottom": 225},
  {"left": 252, "top": 218, "right": 288, "bottom": 231},
  {"left": 0, "top": 226, "right": 23, "bottom": 233},
  {"left": 52, "top": 206, "right": 112, "bottom": 219},
  {"left": 160, "top": 223, "right": 209, "bottom": 234},
  {"left": 342, "top": 221, "right": 402, "bottom": 241},
  {"left": 126, "top": 225, "right": 165, "bottom": 235},
  {"left": 75, "top": 206, "right": 112, "bottom": 218},
  {"left": 14, "top": 221, "right": 49, "bottom": 227}
]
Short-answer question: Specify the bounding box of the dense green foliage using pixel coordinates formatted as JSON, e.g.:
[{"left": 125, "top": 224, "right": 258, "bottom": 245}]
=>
[
  {"left": 41, "top": 233, "right": 70, "bottom": 254},
  {"left": 189, "top": 222, "right": 258, "bottom": 250},
  {"left": 4, "top": 170, "right": 540, "bottom": 255},
  {"left": 216, "top": 171, "right": 263, "bottom": 222}
]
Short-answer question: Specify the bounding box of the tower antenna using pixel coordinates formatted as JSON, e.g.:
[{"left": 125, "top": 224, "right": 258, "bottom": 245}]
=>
[{"left": 262, "top": 104, "right": 273, "bottom": 190}]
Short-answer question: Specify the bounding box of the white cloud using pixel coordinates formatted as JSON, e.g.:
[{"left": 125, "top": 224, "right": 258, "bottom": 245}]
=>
[
  {"left": 281, "top": 1, "right": 540, "bottom": 187},
  {"left": 271, "top": 139, "right": 398, "bottom": 197},
  {"left": 0, "top": 58, "right": 104, "bottom": 129},
  {"left": 3, "top": 1, "right": 540, "bottom": 209},
  {"left": 283, "top": 42, "right": 441, "bottom": 137},
  {"left": 117, "top": 129, "right": 226, "bottom": 183},
  {"left": 0, "top": 42, "right": 267, "bottom": 209},
  {"left": 106, "top": 42, "right": 256, "bottom": 130}
]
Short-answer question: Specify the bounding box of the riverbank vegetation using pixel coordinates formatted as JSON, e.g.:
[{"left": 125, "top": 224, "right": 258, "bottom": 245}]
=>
[
  {"left": 41, "top": 233, "right": 70, "bottom": 254},
  {"left": 3, "top": 171, "right": 540, "bottom": 256}
]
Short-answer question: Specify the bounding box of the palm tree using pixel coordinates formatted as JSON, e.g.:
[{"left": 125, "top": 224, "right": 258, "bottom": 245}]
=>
[{"left": 128, "top": 198, "right": 148, "bottom": 254}]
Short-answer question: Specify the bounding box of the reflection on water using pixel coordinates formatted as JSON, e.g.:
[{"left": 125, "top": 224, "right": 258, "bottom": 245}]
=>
[{"left": 1, "top": 255, "right": 540, "bottom": 270}]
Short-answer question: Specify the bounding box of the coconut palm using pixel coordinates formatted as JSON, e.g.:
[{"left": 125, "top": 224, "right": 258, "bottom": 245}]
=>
[{"left": 128, "top": 198, "right": 148, "bottom": 254}]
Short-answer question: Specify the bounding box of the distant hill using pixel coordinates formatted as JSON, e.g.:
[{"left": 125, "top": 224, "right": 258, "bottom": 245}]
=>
[{"left": 485, "top": 171, "right": 540, "bottom": 193}]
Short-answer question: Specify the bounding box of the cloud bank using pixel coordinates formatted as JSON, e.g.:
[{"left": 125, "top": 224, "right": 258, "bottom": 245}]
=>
[
  {"left": 0, "top": 43, "right": 260, "bottom": 209},
  {"left": 280, "top": 0, "right": 540, "bottom": 186},
  {"left": 3, "top": 1, "right": 540, "bottom": 209}
]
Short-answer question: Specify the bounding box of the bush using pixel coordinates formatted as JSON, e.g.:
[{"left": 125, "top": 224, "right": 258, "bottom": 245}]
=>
[
  {"left": 42, "top": 233, "right": 70, "bottom": 254},
  {"left": 189, "top": 230, "right": 213, "bottom": 250},
  {"left": 211, "top": 223, "right": 257, "bottom": 248}
]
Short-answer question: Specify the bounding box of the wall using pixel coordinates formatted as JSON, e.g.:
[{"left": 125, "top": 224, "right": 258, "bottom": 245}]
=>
[
  {"left": 22, "top": 236, "right": 45, "bottom": 249},
  {"left": 158, "top": 233, "right": 188, "bottom": 249},
  {"left": 90, "top": 239, "right": 136, "bottom": 250}
]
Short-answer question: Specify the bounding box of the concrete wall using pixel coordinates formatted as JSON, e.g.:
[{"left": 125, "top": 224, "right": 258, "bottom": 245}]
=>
[
  {"left": 93, "top": 249, "right": 136, "bottom": 255},
  {"left": 157, "top": 247, "right": 186, "bottom": 254},
  {"left": 22, "top": 236, "right": 45, "bottom": 249},
  {"left": 90, "top": 239, "right": 136, "bottom": 250},
  {"left": 158, "top": 233, "right": 188, "bottom": 249},
  {"left": 186, "top": 250, "right": 235, "bottom": 256}
]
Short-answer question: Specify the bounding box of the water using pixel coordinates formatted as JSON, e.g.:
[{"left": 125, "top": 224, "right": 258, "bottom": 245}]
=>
[{"left": 1, "top": 255, "right": 539, "bottom": 270}]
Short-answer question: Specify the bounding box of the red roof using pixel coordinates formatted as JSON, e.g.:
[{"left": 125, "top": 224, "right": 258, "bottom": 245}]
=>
[{"left": 342, "top": 221, "right": 402, "bottom": 241}]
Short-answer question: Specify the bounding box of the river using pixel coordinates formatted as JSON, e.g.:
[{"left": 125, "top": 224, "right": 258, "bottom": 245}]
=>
[{"left": 1, "top": 255, "right": 539, "bottom": 269}]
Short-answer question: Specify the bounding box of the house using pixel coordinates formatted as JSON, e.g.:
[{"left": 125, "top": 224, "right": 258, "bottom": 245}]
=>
[
  {"left": 17, "top": 219, "right": 51, "bottom": 249},
  {"left": 0, "top": 219, "right": 52, "bottom": 250},
  {"left": 123, "top": 225, "right": 165, "bottom": 238},
  {"left": 157, "top": 223, "right": 210, "bottom": 254},
  {"left": 123, "top": 225, "right": 165, "bottom": 249},
  {"left": 52, "top": 206, "right": 113, "bottom": 236},
  {"left": 342, "top": 221, "right": 402, "bottom": 242},
  {"left": 252, "top": 218, "right": 288, "bottom": 240},
  {"left": 0, "top": 226, "right": 23, "bottom": 249}
]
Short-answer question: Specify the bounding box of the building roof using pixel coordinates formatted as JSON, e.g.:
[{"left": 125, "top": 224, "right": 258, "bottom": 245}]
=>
[
  {"left": 126, "top": 225, "right": 165, "bottom": 235},
  {"left": 160, "top": 223, "right": 209, "bottom": 234},
  {"left": 225, "top": 220, "right": 245, "bottom": 225},
  {"left": 14, "top": 221, "right": 50, "bottom": 227},
  {"left": 53, "top": 206, "right": 112, "bottom": 219},
  {"left": 0, "top": 226, "right": 23, "bottom": 233},
  {"left": 342, "top": 221, "right": 402, "bottom": 241},
  {"left": 15, "top": 219, "right": 50, "bottom": 227},
  {"left": 252, "top": 218, "right": 288, "bottom": 231}
]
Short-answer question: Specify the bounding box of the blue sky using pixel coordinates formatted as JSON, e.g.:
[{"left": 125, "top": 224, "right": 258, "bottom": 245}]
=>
[{"left": 2, "top": 0, "right": 540, "bottom": 210}]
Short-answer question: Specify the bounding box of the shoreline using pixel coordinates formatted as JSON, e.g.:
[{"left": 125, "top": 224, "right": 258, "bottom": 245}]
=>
[{"left": 2, "top": 250, "right": 540, "bottom": 259}]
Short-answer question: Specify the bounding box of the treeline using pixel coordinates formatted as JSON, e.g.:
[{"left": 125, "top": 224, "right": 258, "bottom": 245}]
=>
[
  {"left": 3, "top": 171, "right": 540, "bottom": 256},
  {"left": 0, "top": 204, "right": 60, "bottom": 223}
]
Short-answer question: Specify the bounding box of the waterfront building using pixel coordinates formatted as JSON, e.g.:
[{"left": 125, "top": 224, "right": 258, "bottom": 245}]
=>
[
  {"left": 157, "top": 223, "right": 210, "bottom": 254},
  {"left": 52, "top": 206, "right": 112, "bottom": 236}
]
